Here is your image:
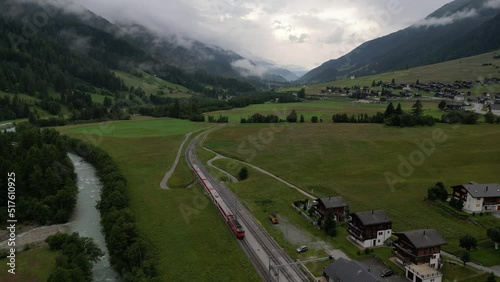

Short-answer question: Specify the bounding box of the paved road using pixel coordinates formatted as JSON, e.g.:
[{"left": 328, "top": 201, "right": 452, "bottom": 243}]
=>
[
  {"left": 160, "top": 132, "right": 192, "bottom": 189},
  {"left": 186, "top": 129, "right": 311, "bottom": 282},
  {"left": 471, "top": 102, "right": 487, "bottom": 115}
]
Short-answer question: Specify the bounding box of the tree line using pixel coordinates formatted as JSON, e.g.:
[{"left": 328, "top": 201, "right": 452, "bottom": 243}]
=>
[
  {"left": 0, "top": 126, "right": 77, "bottom": 224},
  {"left": 66, "top": 137, "right": 159, "bottom": 281}
]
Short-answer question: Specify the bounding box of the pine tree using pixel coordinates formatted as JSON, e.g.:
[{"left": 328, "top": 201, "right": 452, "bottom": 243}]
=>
[
  {"left": 411, "top": 100, "right": 423, "bottom": 117},
  {"left": 384, "top": 102, "right": 395, "bottom": 117}
]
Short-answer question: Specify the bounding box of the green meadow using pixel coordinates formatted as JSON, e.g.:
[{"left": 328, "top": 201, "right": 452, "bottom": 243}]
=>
[
  {"left": 62, "top": 117, "right": 208, "bottom": 138},
  {"left": 206, "top": 98, "right": 444, "bottom": 123},
  {"left": 203, "top": 122, "right": 500, "bottom": 264},
  {"left": 59, "top": 118, "right": 259, "bottom": 281},
  {"left": 114, "top": 70, "right": 192, "bottom": 98},
  {"left": 0, "top": 244, "right": 57, "bottom": 281}
]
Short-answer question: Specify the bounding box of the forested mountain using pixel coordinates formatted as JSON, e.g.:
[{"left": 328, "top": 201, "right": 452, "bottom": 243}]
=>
[
  {"left": 0, "top": 0, "right": 269, "bottom": 123},
  {"left": 299, "top": 0, "right": 500, "bottom": 83}
]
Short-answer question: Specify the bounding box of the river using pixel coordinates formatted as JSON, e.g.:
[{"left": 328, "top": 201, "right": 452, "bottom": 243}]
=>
[{"left": 68, "top": 153, "right": 120, "bottom": 282}]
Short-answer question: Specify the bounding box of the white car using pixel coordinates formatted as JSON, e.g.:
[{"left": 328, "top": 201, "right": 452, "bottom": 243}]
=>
[{"left": 296, "top": 246, "right": 308, "bottom": 253}]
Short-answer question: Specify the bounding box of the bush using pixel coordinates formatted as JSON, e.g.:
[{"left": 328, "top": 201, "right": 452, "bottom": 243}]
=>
[
  {"left": 364, "top": 248, "right": 370, "bottom": 255},
  {"left": 238, "top": 167, "right": 248, "bottom": 180},
  {"left": 311, "top": 116, "right": 319, "bottom": 123}
]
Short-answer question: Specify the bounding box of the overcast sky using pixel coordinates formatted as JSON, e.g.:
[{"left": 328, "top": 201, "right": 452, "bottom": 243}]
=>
[{"left": 73, "top": 0, "right": 453, "bottom": 70}]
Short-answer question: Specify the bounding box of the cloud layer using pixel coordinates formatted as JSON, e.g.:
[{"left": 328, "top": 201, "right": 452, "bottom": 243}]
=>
[{"left": 70, "top": 0, "right": 452, "bottom": 69}]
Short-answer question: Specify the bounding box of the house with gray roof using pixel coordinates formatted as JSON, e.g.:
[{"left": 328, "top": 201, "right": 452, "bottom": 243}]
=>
[
  {"left": 393, "top": 229, "right": 446, "bottom": 269},
  {"left": 323, "top": 258, "right": 381, "bottom": 282},
  {"left": 313, "top": 196, "right": 349, "bottom": 221},
  {"left": 393, "top": 229, "right": 446, "bottom": 282},
  {"left": 348, "top": 210, "right": 392, "bottom": 248},
  {"left": 487, "top": 104, "right": 500, "bottom": 116},
  {"left": 452, "top": 182, "right": 500, "bottom": 212}
]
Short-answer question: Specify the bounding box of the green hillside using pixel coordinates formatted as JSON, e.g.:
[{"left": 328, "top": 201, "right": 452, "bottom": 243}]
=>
[
  {"left": 114, "top": 70, "right": 192, "bottom": 98},
  {"left": 286, "top": 50, "right": 500, "bottom": 95}
]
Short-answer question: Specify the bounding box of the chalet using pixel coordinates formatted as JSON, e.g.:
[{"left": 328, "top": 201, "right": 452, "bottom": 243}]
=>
[
  {"left": 313, "top": 196, "right": 348, "bottom": 221},
  {"left": 443, "top": 101, "right": 463, "bottom": 111},
  {"left": 451, "top": 182, "right": 500, "bottom": 212},
  {"left": 323, "top": 258, "right": 380, "bottom": 282},
  {"left": 393, "top": 229, "right": 446, "bottom": 282},
  {"left": 454, "top": 93, "right": 465, "bottom": 102},
  {"left": 348, "top": 210, "right": 392, "bottom": 248},
  {"left": 488, "top": 104, "right": 500, "bottom": 116},
  {"left": 393, "top": 229, "right": 446, "bottom": 268}
]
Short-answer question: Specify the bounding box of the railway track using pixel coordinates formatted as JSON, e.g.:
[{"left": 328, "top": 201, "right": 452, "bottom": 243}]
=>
[{"left": 185, "top": 129, "right": 311, "bottom": 282}]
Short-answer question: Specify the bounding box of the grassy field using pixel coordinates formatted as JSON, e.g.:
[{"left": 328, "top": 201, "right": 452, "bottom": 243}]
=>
[
  {"left": 58, "top": 118, "right": 259, "bottom": 281},
  {"left": 283, "top": 50, "right": 500, "bottom": 95},
  {"left": 205, "top": 98, "right": 444, "bottom": 124},
  {"left": 62, "top": 117, "right": 208, "bottom": 138},
  {"left": 0, "top": 244, "right": 57, "bottom": 281},
  {"left": 203, "top": 122, "right": 500, "bottom": 262},
  {"left": 114, "top": 70, "right": 192, "bottom": 98}
]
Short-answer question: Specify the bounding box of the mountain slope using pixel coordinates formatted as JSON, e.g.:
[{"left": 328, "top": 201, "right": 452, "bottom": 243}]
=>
[{"left": 299, "top": 0, "right": 500, "bottom": 84}]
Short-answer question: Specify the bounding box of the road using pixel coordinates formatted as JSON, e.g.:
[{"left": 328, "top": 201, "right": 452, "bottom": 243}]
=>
[
  {"left": 471, "top": 102, "right": 487, "bottom": 115},
  {"left": 186, "top": 129, "right": 312, "bottom": 282}
]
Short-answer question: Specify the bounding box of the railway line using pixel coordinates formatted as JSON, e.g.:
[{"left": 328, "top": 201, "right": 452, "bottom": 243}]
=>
[{"left": 185, "top": 129, "right": 311, "bottom": 282}]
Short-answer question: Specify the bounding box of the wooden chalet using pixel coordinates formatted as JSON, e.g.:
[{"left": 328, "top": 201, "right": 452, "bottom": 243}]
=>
[
  {"left": 313, "top": 196, "right": 348, "bottom": 221},
  {"left": 347, "top": 209, "right": 392, "bottom": 248},
  {"left": 392, "top": 229, "right": 446, "bottom": 270}
]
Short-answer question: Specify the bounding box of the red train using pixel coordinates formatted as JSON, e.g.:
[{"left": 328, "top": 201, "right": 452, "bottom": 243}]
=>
[{"left": 192, "top": 164, "right": 245, "bottom": 239}]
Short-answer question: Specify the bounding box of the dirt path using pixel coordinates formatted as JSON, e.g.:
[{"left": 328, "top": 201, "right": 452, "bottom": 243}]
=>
[
  {"left": 202, "top": 147, "right": 316, "bottom": 199},
  {"left": 160, "top": 132, "right": 192, "bottom": 189},
  {"left": 206, "top": 153, "right": 239, "bottom": 183},
  {"left": 441, "top": 250, "right": 500, "bottom": 277},
  {"left": 0, "top": 224, "right": 70, "bottom": 251}
]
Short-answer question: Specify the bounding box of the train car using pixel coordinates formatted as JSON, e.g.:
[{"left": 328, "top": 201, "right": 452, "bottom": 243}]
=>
[
  {"left": 192, "top": 164, "right": 245, "bottom": 239},
  {"left": 227, "top": 215, "right": 245, "bottom": 239}
]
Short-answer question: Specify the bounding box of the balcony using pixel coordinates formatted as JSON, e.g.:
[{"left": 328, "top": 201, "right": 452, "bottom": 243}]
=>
[
  {"left": 406, "top": 264, "right": 442, "bottom": 280},
  {"left": 347, "top": 222, "right": 365, "bottom": 240}
]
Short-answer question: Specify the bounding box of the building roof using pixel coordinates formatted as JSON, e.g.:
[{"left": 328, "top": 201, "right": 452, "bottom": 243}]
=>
[
  {"left": 445, "top": 101, "right": 463, "bottom": 106},
  {"left": 352, "top": 210, "right": 391, "bottom": 226},
  {"left": 394, "top": 229, "right": 446, "bottom": 249},
  {"left": 324, "top": 258, "right": 381, "bottom": 282},
  {"left": 318, "top": 196, "right": 348, "bottom": 209},
  {"left": 489, "top": 104, "right": 500, "bottom": 111},
  {"left": 454, "top": 182, "right": 500, "bottom": 198}
]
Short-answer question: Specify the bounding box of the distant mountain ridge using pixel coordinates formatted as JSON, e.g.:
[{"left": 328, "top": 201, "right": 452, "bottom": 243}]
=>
[{"left": 298, "top": 0, "right": 500, "bottom": 84}]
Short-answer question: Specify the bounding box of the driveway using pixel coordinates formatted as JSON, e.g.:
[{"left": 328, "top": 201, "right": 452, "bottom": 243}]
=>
[{"left": 359, "top": 257, "right": 407, "bottom": 282}]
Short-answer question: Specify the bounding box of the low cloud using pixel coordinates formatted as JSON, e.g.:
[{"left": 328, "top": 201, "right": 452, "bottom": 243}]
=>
[
  {"left": 289, "top": 33, "right": 309, "bottom": 43},
  {"left": 59, "top": 30, "right": 92, "bottom": 55},
  {"left": 230, "top": 59, "right": 267, "bottom": 77},
  {"left": 485, "top": 0, "right": 500, "bottom": 9},
  {"left": 413, "top": 9, "right": 478, "bottom": 28}
]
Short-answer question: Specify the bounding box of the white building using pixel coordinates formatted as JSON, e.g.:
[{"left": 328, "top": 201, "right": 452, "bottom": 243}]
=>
[
  {"left": 452, "top": 182, "right": 500, "bottom": 212},
  {"left": 405, "top": 264, "right": 443, "bottom": 282},
  {"left": 347, "top": 210, "right": 392, "bottom": 248}
]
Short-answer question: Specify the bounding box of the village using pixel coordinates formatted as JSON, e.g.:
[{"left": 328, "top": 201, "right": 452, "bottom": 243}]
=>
[{"left": 287, "top": 181, "right": 500, "bottom": 282}]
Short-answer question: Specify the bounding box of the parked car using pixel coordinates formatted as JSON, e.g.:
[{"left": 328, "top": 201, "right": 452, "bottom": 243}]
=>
[
  {"left": 380, "top": 269, "right": 394, "bottom": 277},
  {"left": 296, "top": 246, "right": 308, "bottom": 253}
]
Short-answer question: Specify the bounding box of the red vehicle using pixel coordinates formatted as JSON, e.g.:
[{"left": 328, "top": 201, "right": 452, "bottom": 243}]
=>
[
  {"left": 192, "top": 165, "right": 245, "bottom": 239},
  {"left": 227, "top": 215, "right": 245, "bottom": 239}
]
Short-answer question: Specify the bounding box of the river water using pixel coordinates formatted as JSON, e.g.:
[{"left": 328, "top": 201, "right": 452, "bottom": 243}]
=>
[{"left": 68, "top": 153, "right": 120, "bottom": 282}]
